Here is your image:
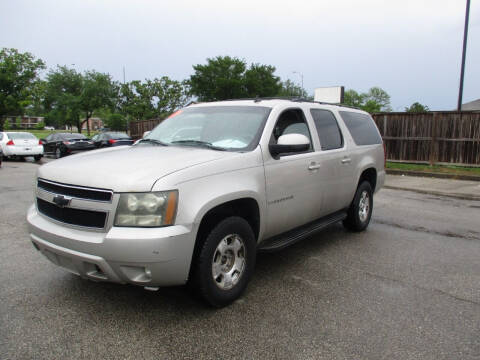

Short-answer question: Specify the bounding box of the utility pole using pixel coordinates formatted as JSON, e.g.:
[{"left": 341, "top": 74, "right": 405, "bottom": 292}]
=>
[
  {"left": 123, "top": 66, "right": 126, "bottom": 84},
  {"left": 457, "top": 0, "right": 471, "bottom": 111}
]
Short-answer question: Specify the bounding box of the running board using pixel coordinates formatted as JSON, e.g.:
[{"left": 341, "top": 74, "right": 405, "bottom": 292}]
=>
[{"left": 258, "top": 211, "right": 347, "bottom": 252}]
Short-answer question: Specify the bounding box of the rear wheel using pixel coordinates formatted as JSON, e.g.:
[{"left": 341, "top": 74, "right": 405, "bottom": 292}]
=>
[
  {"left": 190, "top": 216, "right": 256, "bottom": 307},
  {"left": 343, "top": 181, "right": 373, "bottom": 232}
]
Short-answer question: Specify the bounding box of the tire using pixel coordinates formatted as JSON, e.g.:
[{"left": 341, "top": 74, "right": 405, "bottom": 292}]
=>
[
  {"left": 343, "top": 181, "right": 373, "bottom": 232},
  {"left": 190, "top": 216, "right": 256, "bottom": 307},
  {"left": 55, "top": 148, "right": 62, "bottom": 159},
  {"left": 34, "top": 155, "right": 42, "bottom": 162}
]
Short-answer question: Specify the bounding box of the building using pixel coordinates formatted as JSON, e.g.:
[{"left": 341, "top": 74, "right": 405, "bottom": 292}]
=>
[
  {"left": 81, "top": 117, "right": 104, "bottom": 131},
  {"left": 461, "top": 99, "right": 480, "bottom": 111},
  {"left": 4, "top": 115, "right": 44, "bottom": 129}
]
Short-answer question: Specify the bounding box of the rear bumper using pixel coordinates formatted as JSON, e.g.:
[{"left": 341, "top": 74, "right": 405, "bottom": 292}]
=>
[
  {"left": 27, "top": 205, "right": 197, "bottom": 287},
  {"left": 3, "top": 145, "right": 43, "bottom": 156}
]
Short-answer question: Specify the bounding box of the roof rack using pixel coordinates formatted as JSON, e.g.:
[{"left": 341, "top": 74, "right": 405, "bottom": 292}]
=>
[{"left": 215, "top": 97, "right": 360, "bottom": 110}]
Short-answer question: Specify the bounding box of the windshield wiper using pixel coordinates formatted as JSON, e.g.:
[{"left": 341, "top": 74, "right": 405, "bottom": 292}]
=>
[
  {"left": 171, "top": 140, "right": 226, "bottom": 151},
  {"left": 137, "top": 138, "right": 168, "bottom": 146}
]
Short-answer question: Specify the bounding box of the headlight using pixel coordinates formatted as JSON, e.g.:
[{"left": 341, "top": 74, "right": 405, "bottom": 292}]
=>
[{"left": 114, "top": 191, "right": 178, "bottom": 227}]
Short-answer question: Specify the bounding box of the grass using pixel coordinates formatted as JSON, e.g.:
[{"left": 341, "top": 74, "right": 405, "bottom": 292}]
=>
[
  {"left": 6, "top": 129, "right": 99, "bottom": 139},
  {"left": 387, "top": 162, "right": 480, "bottom": 177}
]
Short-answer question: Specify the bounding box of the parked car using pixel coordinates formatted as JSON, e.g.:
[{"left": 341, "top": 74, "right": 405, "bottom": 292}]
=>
[
  {"left": 41, "top": 133, "right": 95, "bottom": 159},
  {"left": 27, "top": 99, "right": 385, "bottom": 307},
  {"left": 93, "top": 132, "right": 134, "bottom": 148},
  {"left": 0, "top": 131, "right": 43, "bottom": 161},
  {"left": 44, "top": 126, "right": 55, "bottom": 131}
]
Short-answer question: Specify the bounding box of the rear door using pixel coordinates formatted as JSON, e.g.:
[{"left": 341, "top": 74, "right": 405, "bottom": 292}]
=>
[{"left": 308, "top": 109, "right": 357, "bottom": 214}]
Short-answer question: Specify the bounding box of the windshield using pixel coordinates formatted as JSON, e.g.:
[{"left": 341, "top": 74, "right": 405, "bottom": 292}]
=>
[
  {"left": 7, "top": 132, "right": 37, "bottom": 139},
  {"left": 143, "top": 106, "right": 271, "bottom": 151}
]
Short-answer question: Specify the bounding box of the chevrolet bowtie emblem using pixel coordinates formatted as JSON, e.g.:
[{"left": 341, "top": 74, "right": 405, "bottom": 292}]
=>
[{"left": 53, "top": 195, "right": 71, "bottom": 208}]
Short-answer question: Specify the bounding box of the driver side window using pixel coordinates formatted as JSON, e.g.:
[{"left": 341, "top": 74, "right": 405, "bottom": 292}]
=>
[{"left": 270, "top": 109, "right": 312, "bottom": 152}]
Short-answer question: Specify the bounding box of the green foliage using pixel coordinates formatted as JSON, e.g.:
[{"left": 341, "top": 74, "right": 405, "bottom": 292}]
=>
[
  {"left": 15, "top": 117, "right": 21, "bottom": 129},
  {"left": 278, "top": 79, "right": 309, "bottom": 98},
  {"left": 405, "top": 102, "right": 429, "bottom": 113},
  {"left": 343, "top": 87, "right": 392, "bottom": 113},
  {"left": 3, "top": 119, "right": 11, "bottom": 130},
  {"left": 34, "top": 121, "right": 45, "bottom": 130},
  {"left": 188, "top": 56, "right": 285, "bottom": 101},
  {"left": 116, "top": 77, "right": 188, "bottom": 121},
  {"left": 0, "top": 48, "right": 46, "bottom": 130},
  {"left": 105, "top": 113, "right": 126, "bottom": 131},
  {"left": 44, "top": 66, "right": 83, "bottom": 130}
]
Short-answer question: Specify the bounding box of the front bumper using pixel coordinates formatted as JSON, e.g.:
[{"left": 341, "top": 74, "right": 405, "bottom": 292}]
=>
[{"left": 27, "top": 205, "right": 196, "bottom": 287}]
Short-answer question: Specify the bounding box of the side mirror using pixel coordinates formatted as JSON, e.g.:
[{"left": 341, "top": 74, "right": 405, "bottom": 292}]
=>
[
  {"left": 269, "top": 133, "right": 310, "bottom": 157},
  {"left": 143, "top": 131, "right": 151, "bottom": 138}
]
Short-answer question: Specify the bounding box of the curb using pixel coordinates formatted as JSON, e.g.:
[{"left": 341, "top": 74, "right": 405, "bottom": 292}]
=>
[
  {"left": 386, "top": 169, "right": 480, "bottom": 182},
  {"left": 384, "top": 185, "right": 480, "bottom": 201}
]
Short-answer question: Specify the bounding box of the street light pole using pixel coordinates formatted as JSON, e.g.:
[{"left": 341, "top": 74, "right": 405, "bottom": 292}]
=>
[
  {"left": 457, "top": 0, "right": 471, "bottom": 111},
  {"left": 292, "top": 71, "right": 304, "bottom": 93}
]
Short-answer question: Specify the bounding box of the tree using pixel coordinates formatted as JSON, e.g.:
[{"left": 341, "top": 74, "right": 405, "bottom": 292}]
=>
[
  {"left": 244, "top": 63, "right": 282, "bottom": 97},
  {"left": 405, "top": 102, "right": 429, "bottom": 113},
  {"left": 105, "top": 113, "right": 126, "bottom": 131},
  {"left": 189, "top": 56, "right": 247, "bottom": 101},
  {"left": 80, "top": 71, "right": 116, "bottom": 135},
  {"left": 0, "top": 48, "right": 45, "bottom": 130},
  {"left": 277, "top": 79, "right": 309, "bottom": 98},
  {"left": 343, "top": 87, "right": 392, "bottom": 113},
  {"left": 43, "top": 66, "right": 83, "bottom": 130}
]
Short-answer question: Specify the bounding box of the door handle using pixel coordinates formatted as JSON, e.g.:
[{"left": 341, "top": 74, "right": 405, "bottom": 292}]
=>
[
  {"left": 341, "top": 158, "right": 352, "bottom": 164},
  {"left": 308, "top": 163, "right": 321, "bottom": 170}
]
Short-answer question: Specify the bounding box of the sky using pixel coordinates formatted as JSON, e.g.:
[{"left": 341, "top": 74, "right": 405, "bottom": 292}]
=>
[{"left": 1, "top": 0, "right": 479, "bottom": 110}]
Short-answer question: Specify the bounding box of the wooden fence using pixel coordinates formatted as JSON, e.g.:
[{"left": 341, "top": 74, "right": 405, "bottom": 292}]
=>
[
  {"left": 129, "top": 118, "right": 163, "bottom": 139},
  {"left": 129, "top": 111, "right": 480, "bottom": 166},
  {"left": 372, "top": 111, "right": 480, "bottom": 166}
]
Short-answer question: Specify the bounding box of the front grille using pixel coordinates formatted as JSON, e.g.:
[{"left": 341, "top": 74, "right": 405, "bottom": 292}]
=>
[
  {"left": 38, "top": 179, "right": 112, "bottom": 202},
  {"left": 37, "top": 198, "right": 107, "bottom": 229}
]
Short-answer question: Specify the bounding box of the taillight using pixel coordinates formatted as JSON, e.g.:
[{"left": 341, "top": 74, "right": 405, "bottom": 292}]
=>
[
  {"left": 63, "top": 141, "right": 73, "bottom": 145},
  {"left": 38, "top": 139, "right": 43, "bottom": 145},
  {"left": 108, "top": 139, "right": 117, "bottom": 144},
  {"left": 6, "top": 139, "right": 14, "bottom": 146}
]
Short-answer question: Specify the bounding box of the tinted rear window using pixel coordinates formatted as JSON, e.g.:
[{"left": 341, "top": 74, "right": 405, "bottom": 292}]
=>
[
  {"left": 310, "top": 109, "right": 343, "bottom": 150},
  {"left": 339, "top": 111, "right": 382, "bottom": 145},
  {"left": 61, "top": 134, "right": 87, "bottom": 140},
  {"left": 7, "top": 132, "right": 36, "bottom": 139}
]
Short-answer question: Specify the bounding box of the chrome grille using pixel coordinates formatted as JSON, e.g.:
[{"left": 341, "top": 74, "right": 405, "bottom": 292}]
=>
[{"left": 37, "top": 179, "right": 112, "bottom": 202}]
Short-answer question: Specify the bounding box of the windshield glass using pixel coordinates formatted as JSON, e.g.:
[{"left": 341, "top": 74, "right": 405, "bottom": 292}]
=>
[
  {"left": 7, "top": 132, "right": 37, "bottom": 139},
  {"left": 144, "top": 106, "right": 271, "bottom": 151}
]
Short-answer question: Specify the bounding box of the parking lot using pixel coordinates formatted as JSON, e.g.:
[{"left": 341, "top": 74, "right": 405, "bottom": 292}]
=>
[{"left": 1, "top": 159, "right": 479, "bottom": 360}]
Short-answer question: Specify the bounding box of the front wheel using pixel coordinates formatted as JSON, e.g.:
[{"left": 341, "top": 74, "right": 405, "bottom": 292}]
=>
[
  {"left": 343, "top": 181, "right": 373, "bottom": 232},
  {"left": 34, "top": 155, "right": 42, "bottom": 162},
  {"left": 190, "top": 216, "right": 256, "bottom": 307},
  {"left": 55, "top": 148, "right": 62, "bottom": 159}
]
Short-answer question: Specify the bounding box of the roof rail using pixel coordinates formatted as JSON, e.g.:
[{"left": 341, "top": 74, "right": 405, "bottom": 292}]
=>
[{"left": 215, "top": 97, "right": 360, "bottom": 110}]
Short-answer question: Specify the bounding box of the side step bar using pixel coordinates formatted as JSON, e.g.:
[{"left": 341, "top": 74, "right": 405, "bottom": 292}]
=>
[{"left": 258, "top": 210, "right": 347, "bottom": 252}]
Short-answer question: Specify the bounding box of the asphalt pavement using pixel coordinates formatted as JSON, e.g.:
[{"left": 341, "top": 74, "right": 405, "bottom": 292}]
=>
[{"left": 0, "top": 159, "right": 479, "bottom": 360}]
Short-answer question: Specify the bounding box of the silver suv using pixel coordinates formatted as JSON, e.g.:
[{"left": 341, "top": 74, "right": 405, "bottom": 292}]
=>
[{"left": 27, "top": 99, "right": 385, "bottom": 307}]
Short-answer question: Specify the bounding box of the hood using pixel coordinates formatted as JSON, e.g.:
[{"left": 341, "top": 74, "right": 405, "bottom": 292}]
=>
[{"left": 37, "top": 145, "right": 236, "bottom": 192}]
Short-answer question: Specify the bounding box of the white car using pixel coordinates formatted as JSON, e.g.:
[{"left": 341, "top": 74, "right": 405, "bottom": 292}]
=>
[{"left": 0, "top": 132, "right": 44, "bottom": 161}]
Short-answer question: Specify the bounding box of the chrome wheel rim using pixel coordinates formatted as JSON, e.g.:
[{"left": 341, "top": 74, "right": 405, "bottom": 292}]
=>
[
  {"left": 358, "top": 190, "right": 370, "bottom": 222},
  {"left": 211, "top": 234, "right": 246, "bottom": 290},
  {"left": 55, "top": 148, "right": 61, "bottom": 159}
]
